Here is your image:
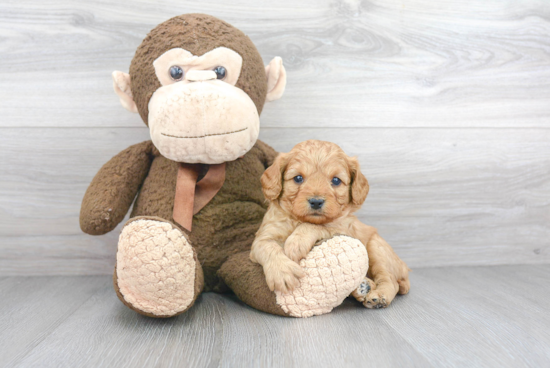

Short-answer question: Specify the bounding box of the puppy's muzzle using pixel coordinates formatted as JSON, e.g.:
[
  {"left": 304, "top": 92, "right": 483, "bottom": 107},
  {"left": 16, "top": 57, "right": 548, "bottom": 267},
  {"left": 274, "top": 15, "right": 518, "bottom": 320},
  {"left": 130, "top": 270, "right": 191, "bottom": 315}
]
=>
[{"left": 308, "top": 197, "right": 325, "bottom": 210}]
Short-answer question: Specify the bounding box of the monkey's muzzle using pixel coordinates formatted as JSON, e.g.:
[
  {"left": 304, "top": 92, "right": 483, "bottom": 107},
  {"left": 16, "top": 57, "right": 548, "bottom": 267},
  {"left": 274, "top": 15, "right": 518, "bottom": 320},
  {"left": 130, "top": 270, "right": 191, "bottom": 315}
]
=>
[{"left": 148, "top": 80, "right": 260, "bottom": 164}]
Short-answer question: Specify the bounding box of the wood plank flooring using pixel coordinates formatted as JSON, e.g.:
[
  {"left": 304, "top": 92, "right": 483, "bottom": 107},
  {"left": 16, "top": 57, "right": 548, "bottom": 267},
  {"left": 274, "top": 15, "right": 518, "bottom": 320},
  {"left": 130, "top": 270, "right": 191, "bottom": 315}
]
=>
[{"left": 1, "top": 265, "right": 548, "bottom": 368}]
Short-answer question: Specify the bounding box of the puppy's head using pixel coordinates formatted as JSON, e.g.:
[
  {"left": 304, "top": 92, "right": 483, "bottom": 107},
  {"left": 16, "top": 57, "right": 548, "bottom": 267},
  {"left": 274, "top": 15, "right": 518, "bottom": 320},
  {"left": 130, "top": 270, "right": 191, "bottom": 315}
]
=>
[{"left": 261, "top": 140, "right": 369, "bottom": 224}]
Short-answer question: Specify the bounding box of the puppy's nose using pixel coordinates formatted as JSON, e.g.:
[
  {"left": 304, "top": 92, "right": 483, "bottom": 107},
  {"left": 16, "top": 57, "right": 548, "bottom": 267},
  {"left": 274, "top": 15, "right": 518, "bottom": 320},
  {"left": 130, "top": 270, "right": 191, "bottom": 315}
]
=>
[{"left": 308, "top": 197, "right": 325, "bottom": 210}]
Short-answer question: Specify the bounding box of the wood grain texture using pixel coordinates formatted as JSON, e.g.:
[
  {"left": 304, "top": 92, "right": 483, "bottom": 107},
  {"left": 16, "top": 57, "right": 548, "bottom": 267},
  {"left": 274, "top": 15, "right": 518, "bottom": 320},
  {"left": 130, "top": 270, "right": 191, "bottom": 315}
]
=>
[
  {"left": 379, "top": 266, "right": 550, "bottom": 367},
  {"left": 0, "top": 276, "right": 107, "bottom": 367},
  {"left": 0, "top": 127, "right": 548, "bottom": 275},
  {"left": 0, "top": 0, "right": 549, "bottom": 128},
  {"left": 1, "top": 0, "right": 549, "bottom": 274},
  {"left": 217, "top": 293, "right": 432, "bottom": 368},
  {"left": 2, "top": 265, "right": 549, "bottom": 368}
]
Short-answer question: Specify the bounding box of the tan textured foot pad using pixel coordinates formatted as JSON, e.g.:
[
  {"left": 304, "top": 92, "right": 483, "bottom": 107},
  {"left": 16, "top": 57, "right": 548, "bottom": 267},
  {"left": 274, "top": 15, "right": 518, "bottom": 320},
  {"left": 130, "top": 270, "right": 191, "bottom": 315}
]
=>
[
  {"left": 275, "top": 235, "right": 369, "bottom": 318},
  {"left": 116, "top": 219, "right": 197, "bottom": 317}
]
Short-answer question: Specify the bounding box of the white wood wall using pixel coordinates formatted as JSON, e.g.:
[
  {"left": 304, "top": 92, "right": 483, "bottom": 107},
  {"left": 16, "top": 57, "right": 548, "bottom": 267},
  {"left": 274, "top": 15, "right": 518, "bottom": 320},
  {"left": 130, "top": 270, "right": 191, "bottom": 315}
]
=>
[{"left": 1, "top": 0, "right": 549, "bottom": 275}]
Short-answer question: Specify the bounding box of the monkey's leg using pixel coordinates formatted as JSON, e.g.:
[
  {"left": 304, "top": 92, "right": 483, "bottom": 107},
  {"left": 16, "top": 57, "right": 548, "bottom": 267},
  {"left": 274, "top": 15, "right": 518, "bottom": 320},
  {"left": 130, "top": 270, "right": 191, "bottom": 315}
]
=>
[
  {"left": 217, "top": 251, "right": 291, "bottom": 317},
  {"left": 114, "top": 216, "right": 204, "bottom": 318},
  {"left": 218, "top": 235, "right": 368, "bottom": 318},
  {"left": 362, "top": 234, "right": 410, "bottom": 309}
]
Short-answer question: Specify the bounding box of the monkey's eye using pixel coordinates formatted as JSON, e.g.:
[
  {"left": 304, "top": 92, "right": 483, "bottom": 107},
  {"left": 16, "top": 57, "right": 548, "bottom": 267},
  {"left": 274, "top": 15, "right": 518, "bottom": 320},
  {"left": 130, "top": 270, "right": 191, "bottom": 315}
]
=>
[
  {"left": 293, "top": 175, "right": 304, "bottom": 184},
  {"left": 331, "top": 177, "right": 342, "bottom": 186},
  {"left": 213, "top": 66, "right": 226, "bottom": 80},
  {"left": 169, "top": 66, "right": 184, "bottom": 81}
]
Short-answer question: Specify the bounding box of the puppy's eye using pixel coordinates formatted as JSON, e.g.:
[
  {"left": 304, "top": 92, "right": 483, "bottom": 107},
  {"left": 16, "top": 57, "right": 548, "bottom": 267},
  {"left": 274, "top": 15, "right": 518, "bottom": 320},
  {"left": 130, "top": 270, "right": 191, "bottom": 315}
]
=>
[
  {"left": 169, "top": 66, "right": 184, "bottom": 81},
  {"left": 293, "top": 175, "right": 304, "bottom": 184},
  {"left": 331, "top": 177, "right": 342, "bottom": 186}
]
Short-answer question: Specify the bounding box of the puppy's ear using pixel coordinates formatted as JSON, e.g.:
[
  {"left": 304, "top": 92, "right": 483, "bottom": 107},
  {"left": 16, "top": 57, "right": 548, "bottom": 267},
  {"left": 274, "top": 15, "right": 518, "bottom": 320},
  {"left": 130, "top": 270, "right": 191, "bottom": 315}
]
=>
[
  {"left": 348, "top": 156, "right": 369, "bottom": 206},
  {"left": 261, "top": 153, "right": 289, "bottom": 201}
]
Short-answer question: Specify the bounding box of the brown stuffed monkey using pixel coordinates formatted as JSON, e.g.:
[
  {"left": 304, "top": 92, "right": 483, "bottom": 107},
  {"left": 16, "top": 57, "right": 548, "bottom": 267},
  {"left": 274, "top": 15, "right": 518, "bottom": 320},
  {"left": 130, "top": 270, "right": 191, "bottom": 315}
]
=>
[{"left": 80, "top": 14, "right": 367, "bottom": 318}]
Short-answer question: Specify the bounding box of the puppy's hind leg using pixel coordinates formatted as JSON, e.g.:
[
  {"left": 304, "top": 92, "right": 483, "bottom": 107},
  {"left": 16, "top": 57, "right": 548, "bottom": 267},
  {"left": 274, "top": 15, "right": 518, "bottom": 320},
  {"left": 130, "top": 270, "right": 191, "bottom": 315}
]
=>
[
  {"left": 351, "top": 277, "right": 376, "bottom": 303},
  {"left": 363, "top": 233, "right": 410, "bottom": 309},
  {"left": 363, "top": 270, "right": 398, "bottom": 309},
  {"left": 397, "top": 277, "right": 411, "bottom": 295}
]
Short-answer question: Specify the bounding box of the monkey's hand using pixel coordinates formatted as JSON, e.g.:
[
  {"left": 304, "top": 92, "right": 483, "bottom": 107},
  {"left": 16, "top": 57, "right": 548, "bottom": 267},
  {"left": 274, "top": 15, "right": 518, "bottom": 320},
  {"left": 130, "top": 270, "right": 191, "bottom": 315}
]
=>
[
  {"left": 263, "top": 254, "right": 305, "bottom": 294},
  {"left": 80, "top": 141, "right": 153, "bottom": 235}
]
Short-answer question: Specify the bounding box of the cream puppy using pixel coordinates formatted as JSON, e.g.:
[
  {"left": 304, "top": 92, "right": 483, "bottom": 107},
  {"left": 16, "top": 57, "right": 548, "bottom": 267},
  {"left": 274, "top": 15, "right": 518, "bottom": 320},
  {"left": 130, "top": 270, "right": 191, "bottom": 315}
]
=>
[{"left": 250, "top": 140, "right": 410, "bottom": 309}]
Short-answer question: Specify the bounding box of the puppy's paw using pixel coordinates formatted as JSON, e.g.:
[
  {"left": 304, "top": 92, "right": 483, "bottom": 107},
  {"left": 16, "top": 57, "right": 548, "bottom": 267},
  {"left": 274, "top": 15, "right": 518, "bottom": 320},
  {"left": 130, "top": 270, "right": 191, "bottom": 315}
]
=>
[
  {"left": 351, "top": 277, "right": 376, "bottom": 303},
  {"left": 284, "top": 235, "right": 314, "bottom": 263},
  {"left": 264, "top": 256, "right": 305, "bottom": 294},
  {"left": 363, "top": 290, "right": 389, "bottom": 309}
]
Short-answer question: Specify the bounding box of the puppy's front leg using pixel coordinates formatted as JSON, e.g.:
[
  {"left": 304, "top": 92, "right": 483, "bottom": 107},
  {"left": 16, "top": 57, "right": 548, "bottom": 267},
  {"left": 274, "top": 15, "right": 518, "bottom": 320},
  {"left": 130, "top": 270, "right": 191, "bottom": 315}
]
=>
[
  {"left": 251, "top": 239, "right": 305, "bottom": 293},
  {"left": 284, "top": 223, "right": 331, "bottom": 263}
]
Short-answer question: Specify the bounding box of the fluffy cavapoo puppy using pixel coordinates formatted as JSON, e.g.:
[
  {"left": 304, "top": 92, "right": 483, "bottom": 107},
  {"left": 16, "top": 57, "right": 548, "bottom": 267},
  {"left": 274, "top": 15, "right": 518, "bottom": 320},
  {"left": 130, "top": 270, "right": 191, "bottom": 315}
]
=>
[{"left": 250, "top": 140, "right": 410, "bottom": 308}]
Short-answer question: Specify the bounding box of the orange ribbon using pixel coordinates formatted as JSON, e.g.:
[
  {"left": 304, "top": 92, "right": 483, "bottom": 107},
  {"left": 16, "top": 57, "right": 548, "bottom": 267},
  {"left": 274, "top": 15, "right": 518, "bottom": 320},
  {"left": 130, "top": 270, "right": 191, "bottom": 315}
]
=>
[{"left": 172, "top": 162, "right": 226, "bottom": 231}]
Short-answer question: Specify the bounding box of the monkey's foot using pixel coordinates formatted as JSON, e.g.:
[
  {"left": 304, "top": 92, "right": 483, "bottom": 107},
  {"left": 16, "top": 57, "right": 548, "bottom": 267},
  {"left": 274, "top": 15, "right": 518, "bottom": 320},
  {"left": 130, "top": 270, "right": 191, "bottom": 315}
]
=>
[
  {"left": 114, "top": 217, "right": 204, "bottom": 318},
  {"left": 275, "top": 235, "right": 369, "bottom": 318}
]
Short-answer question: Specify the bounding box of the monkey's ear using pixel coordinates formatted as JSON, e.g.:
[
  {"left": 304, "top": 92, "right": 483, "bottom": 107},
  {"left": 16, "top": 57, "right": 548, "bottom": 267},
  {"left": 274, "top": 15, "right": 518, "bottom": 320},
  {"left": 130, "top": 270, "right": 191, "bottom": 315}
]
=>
[
  {"left": 112, "top": 71, "right": 138, "bottom": 113},
  {"left": 265, "top": 57, "right": 286, "bottom": 102},
  {"left": 261, "top": 152, "right": 289, "bottom": 201}
]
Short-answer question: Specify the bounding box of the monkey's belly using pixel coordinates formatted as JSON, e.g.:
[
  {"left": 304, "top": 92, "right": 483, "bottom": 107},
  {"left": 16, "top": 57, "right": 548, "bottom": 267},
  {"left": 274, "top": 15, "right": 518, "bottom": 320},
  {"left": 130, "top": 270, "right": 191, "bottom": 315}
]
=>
[{"left": 189, "top": 201, "right": 267, "bottom": 291}]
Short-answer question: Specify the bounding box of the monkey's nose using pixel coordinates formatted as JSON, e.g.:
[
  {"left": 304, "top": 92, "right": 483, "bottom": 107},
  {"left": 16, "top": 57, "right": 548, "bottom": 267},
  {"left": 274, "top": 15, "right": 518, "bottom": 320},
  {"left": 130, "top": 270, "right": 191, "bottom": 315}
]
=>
[
  {"left": 308, "top": 197, "right": 325, "bottom": 210},
  {"left": 186, "top": 70, "right": 217, "bottom": 82}
]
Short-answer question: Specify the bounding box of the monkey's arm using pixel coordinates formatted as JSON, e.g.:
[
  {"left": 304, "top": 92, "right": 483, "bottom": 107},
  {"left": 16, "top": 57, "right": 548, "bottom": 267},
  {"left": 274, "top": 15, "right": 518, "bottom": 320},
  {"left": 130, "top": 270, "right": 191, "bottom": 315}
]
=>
[
  {"left": 255, "top": 139, "right": 279, "bottom": 168},
  {"left": 80, "top": 140, "right": 154, "bottom": 235}
]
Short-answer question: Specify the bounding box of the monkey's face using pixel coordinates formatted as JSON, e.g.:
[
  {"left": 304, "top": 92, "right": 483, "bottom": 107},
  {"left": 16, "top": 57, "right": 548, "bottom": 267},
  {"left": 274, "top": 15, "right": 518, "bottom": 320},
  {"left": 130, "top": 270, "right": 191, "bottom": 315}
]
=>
[
  {"left": 147, "top": 47, "right": 258, "bottom": 164},
  {"left": 112, "top": 14, "right": 287, "bottom": 164}
]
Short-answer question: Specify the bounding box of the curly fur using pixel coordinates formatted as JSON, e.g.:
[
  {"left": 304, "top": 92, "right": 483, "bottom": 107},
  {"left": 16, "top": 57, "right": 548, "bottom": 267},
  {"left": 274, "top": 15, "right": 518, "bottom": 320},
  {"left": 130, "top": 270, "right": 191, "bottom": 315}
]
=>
[{"left": 251, "top": 140, "right": 411, "bottom": 308}]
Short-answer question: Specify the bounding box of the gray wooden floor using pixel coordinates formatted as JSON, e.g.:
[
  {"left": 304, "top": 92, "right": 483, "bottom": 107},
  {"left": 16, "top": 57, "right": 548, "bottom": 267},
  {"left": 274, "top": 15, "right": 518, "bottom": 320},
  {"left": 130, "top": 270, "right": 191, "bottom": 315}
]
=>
[
  {"left": 1, "top": 265, "right": 548, "bottom": 368},
  {"left": 1, "top": 1, "right": 549, "bottom": 367}
]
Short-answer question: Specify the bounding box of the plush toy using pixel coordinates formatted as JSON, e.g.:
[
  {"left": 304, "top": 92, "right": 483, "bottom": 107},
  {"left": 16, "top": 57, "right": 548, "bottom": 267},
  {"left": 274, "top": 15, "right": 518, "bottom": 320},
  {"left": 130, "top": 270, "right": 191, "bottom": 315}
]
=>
[{"left": 80, "top": 13, "right": 370, "bottom": 318}]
